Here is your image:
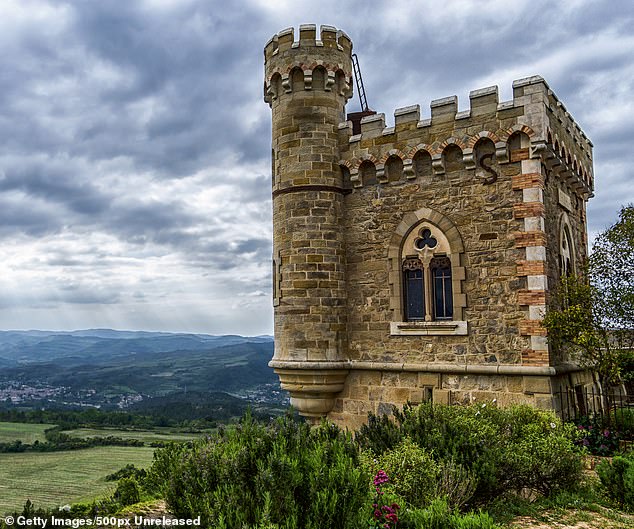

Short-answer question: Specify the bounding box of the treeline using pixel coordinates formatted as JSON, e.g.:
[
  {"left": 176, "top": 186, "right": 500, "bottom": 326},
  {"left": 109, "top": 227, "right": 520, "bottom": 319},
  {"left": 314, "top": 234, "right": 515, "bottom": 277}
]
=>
[
  {"left": 0, "top": 427, "right": 146, "bottom": 453},
  {"left": 0, "top": 390, "right": 279, "bottom": 430},
  {"left": 0, "top": 408, "right": 157, "bottom": 429}
]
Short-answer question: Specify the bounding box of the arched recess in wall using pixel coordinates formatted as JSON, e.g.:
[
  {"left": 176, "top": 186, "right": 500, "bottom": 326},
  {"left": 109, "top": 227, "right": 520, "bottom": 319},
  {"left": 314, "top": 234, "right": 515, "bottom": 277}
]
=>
[
  {"left": 312, "top": 65, "right": 327, "bottom": 91},
  {"left": 442, "top": 144, "right": 464, "bottom": 172},
  {"left": 559, "top": 212, "right": 575, "bottom": 277},
  {"left": 385, "top": 154, "right": 403, "bottom": 182},
  {"left": 387, "top": 207, "right": 467, "bottom": 336},
  {"left": 508, "top": 131, "right": 530, "bottom": 162},
  {"left": 413, "top": 150, "right": 432, "bottom": 180},
  {"left": 359, "top": 160, "right": 377, "bottom": 186},
  {"left": 335, "top": 69, "right": 348, "bottom": 97},
  {"left": 267, "top": 73, "right": 283, "bottom": 101},
  {"left": 290, "top": 67, "right": 305, "bottom": 91},
  {"left": 473, "top": 138, "right": 497, "bottom": 183}
]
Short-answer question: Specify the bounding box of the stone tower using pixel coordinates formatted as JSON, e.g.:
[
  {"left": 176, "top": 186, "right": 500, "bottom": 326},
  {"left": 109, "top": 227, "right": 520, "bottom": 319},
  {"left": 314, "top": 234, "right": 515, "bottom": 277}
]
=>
[
  {"left": 264, "top": 25, "right": 354, "bottom": 419},
  {"left": 264, "top": 25, "right": 595, "bottom": 429}
]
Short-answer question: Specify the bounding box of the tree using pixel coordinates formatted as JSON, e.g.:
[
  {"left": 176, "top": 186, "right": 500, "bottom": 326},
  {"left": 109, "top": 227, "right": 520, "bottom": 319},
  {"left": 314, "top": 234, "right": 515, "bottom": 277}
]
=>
[{"left": 543, "top": 205, "right": 634, "bottom": 397}]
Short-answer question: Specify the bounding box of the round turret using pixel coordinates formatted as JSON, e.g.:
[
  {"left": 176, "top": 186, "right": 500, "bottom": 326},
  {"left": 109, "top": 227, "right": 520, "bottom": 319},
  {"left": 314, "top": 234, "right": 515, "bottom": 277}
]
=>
[{"left": 264, "top": 25, "right": 354, "bottom": 420}]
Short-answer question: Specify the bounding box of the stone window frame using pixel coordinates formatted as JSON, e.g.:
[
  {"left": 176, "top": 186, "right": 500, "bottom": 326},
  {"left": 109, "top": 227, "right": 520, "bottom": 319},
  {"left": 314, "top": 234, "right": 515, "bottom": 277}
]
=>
[
  {"left": 559, "top": 212, "right": 575, "bottom": 277},
  {"left": 388, "top": 207, "right": 467, "bottom": 336}
]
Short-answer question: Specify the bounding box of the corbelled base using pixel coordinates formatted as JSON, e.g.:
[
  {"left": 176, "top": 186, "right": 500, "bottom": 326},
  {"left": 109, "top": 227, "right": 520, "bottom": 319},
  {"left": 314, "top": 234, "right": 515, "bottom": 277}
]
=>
[{"left": 272, "top": 365, "right": 349, "bottom": 418}]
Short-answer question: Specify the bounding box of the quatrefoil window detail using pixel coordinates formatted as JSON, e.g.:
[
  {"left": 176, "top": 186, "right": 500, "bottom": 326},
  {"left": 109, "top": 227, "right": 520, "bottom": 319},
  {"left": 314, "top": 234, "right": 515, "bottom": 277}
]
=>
[{"left": 414, "top": 228, "right": 437, "bottom": 250}]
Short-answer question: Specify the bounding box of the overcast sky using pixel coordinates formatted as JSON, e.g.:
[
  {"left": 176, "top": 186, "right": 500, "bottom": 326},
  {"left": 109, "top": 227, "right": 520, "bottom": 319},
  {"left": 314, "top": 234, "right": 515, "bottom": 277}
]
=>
[{"left": 0, "top": 0, "right": 632, "bottom": 335}]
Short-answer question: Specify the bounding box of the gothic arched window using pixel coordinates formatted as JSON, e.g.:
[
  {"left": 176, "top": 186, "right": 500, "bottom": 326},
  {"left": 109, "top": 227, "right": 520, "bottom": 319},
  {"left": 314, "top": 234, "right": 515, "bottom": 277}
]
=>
[
  {"left": 400, "top": 226, "right": 455, "bottom": 323},
  {"left": 388, "top": 209, "right": 467, "bottom": 335}
]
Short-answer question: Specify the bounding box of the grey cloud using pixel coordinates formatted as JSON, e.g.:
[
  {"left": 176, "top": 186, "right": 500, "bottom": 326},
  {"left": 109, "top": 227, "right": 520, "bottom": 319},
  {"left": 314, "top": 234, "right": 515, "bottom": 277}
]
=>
[
  {"left": 0, "top": 159, "right": 112, "bottom": 216},
  {"left": 0, "top": 0, "right": 631, "bottom": 333}
]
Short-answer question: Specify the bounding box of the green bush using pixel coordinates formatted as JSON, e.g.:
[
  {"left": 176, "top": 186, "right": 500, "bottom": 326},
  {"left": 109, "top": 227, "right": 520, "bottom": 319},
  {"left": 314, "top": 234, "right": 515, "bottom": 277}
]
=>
[
  {"left": 156, "top": 413, "right": 370, "bottom": 529},
  {"left": 364, "top": 438, "right": 438, "bottom": 508},
  {"left": 597, "top": 451, "right": 634, "bottom": 510},
  {"left": 114, "top": 477, "right": 140, "bottom": 506},
  {"left": 357, "top": 402, "right": 582, "bottom": 505}
]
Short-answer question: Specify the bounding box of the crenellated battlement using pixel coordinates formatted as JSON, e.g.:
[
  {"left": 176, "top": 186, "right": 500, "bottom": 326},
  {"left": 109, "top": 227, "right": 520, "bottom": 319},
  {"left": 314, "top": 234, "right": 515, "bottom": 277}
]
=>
[
  {"left": 337, "top": 76, "right": 593, "bottom": 198},
  {"left": 263, "top": 25, "right": 353, "bottom": 106},
  {"left": 264, "top": 24, "right": 352, "bottom": 60}
]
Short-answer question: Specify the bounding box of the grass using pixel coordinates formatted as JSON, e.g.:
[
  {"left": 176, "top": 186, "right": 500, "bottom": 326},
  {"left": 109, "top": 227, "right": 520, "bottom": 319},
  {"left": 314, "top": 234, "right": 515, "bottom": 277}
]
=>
[
  {"left": 0, "top": 422, "right": 56, "bottom": 444},
  {"left": 62, "top": 427, "right": 213, "bottom": 443},
  {"left": 0, "top": 446, "right": 156, "bottom": 514}
]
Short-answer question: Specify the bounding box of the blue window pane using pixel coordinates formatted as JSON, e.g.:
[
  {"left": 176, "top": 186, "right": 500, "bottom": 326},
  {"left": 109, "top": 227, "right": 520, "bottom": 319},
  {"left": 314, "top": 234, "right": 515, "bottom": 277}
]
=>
[
  {"left": 432, "top": 266, "right": 453, "bottom": 319},
  {"left": 404, "top": 269, "right": 425, "bottom": 320}
]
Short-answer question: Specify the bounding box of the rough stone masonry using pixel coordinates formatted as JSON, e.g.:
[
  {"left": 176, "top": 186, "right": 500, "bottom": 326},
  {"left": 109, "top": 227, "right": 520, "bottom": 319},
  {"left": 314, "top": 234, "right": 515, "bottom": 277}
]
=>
[{"left": 263, "top": 24, "right": 595, "bottom": 429}]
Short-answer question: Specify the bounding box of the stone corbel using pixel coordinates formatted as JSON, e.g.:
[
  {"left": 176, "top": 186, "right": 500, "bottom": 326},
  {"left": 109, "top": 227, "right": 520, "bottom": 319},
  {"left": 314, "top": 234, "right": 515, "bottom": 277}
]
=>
[
  {"left": 403, "top": 159, "right": 415, "bottom": 179},
  {"left": 350, "top": 168, "right": 362, "bottom": 188},
  {"left": 431, "top": 153, "right": 445, "bottom": 175},
  {"left": 495, "top": 142, "right": 509, "bottom": 164},
  {"left": 282, "top": 74, "right": 291, "bottom": 94},
  {"left": 463, "top": 148, "right": 475, "bottom": 170},
  {"left": 325, "top": 71, "right": 336, "bottom": 92},
  {"left": 341, "top": 79, "right": 352, "bottom": 98},
  {"left": 376, "top": 164, "right": 387, "bottom": 183},
  {"left": 530, "top": 140, "right": 548, "bottom": 159},
  {"left": 304, "top": 69, "right": 313, "bottom": 90}
]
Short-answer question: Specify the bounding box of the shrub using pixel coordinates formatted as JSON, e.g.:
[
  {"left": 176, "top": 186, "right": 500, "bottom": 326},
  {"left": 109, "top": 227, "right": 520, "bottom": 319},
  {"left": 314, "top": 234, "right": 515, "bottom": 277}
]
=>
[
  {"left": 143, "top": 441, "right": 189, "bottom": 495},
  {"left": 157, "top": 413, "right": 370, "bottom": 529},
  {"left": 364, "top": 438, "right": 438, "bottom": 508},
  {"left": 436, "top": 459, "right": 477, "bottom": 510},
  {"left": 114, "top": 477, "right": 140, "bottom": 506},
  {"left": 597, "top": 451, "right": 634, "bottom": 510},
  {"left": 357, "top": 402, "right": 582, "bottom": 506},
  {"left": 613, "top": 407, "right": 634, "bottom": 440},
  {"left": 105, "top": 463, "right": 147, "bottom": 482},
  {"left": 575, "top": 415, "right": 621, "bottom": 455}
]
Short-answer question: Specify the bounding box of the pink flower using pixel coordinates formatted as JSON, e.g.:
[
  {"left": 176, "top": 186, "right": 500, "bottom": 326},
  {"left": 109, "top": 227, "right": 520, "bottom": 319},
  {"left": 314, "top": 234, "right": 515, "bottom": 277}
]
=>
[{"left": 373, "top": 470, "right": 389, "bottom": 486}]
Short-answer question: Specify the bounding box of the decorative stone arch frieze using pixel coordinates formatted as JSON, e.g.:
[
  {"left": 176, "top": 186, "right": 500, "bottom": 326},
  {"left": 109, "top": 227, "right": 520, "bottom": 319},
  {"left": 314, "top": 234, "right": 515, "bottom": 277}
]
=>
[
  {"left": 380, "top": 149, "right": 408, "bottom": 182},
  {"left": 466, "top": 131, "right": 505, "bottom": 168},
  {"left": 387, "top": 207, "right": 467, "bottom": 336},
  {"left": 379, "top": 148, "right": 408, "bottom": 164},
  {"left": 466, "top": 130, "right": 500, "bottom": 149},
  {"left": 350, "top": 154, "right": 380, "bottom": 187},
  {"left": 499, "top": 124, "right": 536, "bottom": 142},
  {"left": 264, "top": 61, "right": 352, "bottom": 98},
  {"left": 435, "top": 136, "right": 468, "bottom": 154}
]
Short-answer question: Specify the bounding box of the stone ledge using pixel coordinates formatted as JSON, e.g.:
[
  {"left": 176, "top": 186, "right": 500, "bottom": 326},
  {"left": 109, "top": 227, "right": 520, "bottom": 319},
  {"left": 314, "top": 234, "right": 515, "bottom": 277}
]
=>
[
  {"left": 269, "top": 359, "right": 584, "bottom": 376},
  {"left": 390, "top": 320, "right": 468, "bottom": 336}
]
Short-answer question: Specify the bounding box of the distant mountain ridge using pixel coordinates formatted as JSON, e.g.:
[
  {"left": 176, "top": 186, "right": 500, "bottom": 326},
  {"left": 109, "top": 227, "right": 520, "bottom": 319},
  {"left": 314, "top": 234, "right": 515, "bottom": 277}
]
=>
[
  {"left": 0, "top": 330, "right": 280, "bottom": 409},
  {"left": 0, "top": 329, "right": 273, "bottom": 365}
]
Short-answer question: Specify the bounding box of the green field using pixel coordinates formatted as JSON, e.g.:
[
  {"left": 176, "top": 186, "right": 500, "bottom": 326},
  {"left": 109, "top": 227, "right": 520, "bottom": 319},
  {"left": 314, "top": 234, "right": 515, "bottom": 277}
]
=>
[
  {"left": 0, "top": 446, "right": 156, "bottom": 514},
  {"left": 0, "top": 422, "right": 56, "bottom": 444},
  {"left": 63, "top": 427, "right": 212, "bottom": 443}
]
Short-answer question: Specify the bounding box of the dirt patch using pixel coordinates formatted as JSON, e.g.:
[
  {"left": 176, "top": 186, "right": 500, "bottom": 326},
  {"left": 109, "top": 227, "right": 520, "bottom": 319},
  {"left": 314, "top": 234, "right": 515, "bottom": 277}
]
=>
[{"left": 509, "top": 506, "right": 634, "bottom": 529}]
